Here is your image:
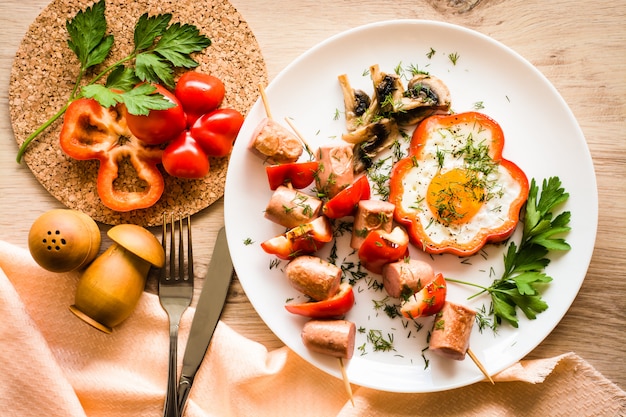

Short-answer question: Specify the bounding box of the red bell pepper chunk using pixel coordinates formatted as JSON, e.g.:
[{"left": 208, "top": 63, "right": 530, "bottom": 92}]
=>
[
  {"left": 265, "top": 161, "right": 320, "bottom": 190},
  {"left": 322, "top": 175, "right": 371, "bottom": 219},
  {"left": 400, "top": 273, "right": 447, "bottom": 319},
  {"left": 357, "top": 226, "right": 410, "bottom": 274},
  {"left": 285, "top": 282, "right": 354, "bottom": 318},
  {"left": 59, "top": 98, "right": 164, "bottom": 212},
  {"left": 260, "top": 216, "right": 333, "bottom": 260}
]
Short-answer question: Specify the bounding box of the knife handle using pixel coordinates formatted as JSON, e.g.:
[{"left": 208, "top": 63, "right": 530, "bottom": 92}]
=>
[{"left": 177, "top": 376, "right": 193, "bottom": 416}]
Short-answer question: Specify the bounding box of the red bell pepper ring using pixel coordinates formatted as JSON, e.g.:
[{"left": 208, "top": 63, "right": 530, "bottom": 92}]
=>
[
  {"left": 285, "top": 282, "right": 355, "bottom": 318},
  {"left": 389, "top": 112, "right": 529, "bottom": 257},
  {"left": 265, "top": 161, "right": 320, "bottom": 190},
  {"left": 400, "top": 273, "right": 447, "bottom": 319},
  {"left": 261, "top": 216, "right": 333, "bottom": 260},
  {"left": 358, "top": 226, "right": 410, "bottom": 274},
  {"left": 322, "top": 175, "right": 371, "bottom": 219},
  {"left": 59, "top": 98, "right": 164, "bottom": 212}
]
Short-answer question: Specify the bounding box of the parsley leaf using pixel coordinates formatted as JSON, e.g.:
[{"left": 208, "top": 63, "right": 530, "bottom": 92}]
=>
[
  {"left": 105, "top": 66, "right": 141, "bottom": 91},
  {"left": 134, "top": 20, "right": 211, "bottom": 88},
  {"left": 133, "top": 13, "right": 171, "bottom": 51},
  {"left": 447, "top": 176, "right": 571, "bottom": 329},
  {"left": 66, "top": 0, "right": 113, "bottom": 72},
  {"left": 121, "top": 84, "right": 176, "bottom": 115}
]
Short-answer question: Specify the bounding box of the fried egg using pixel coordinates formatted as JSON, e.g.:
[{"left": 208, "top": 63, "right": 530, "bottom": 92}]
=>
[{"left": 397, "top": 119, "right": 524, "bottom": 248}]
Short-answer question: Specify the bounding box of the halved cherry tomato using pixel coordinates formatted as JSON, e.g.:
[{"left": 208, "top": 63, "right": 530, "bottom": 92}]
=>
[
  {"left": 261, "top": 216, "right": 332, "bottom": 260},
  {"left": 285, "top": 283, "right": 354, "bottom": 318},
  {"left": 125, "top": 84, "right": 187, "bottom": 145},
  {"left": 400, "top": 273, "right": 447, "bottom": 319},
  {"left": 162, "top": 131, "right": 210, "bottom": 179},
  {"left": 175, "top": 72, "right": 225, "bottom": 126},
  {"left": 358, "top": 226, "right": 410, "bottom": 274},
  {"left": 323, "top": 175, "right": 371, "bottom": 219},
  {"left": 265, "top": 161, "right": 319, "bottom": 190},
  {"left": 190, "top": 108, "right": 244, "bottom": 157}
]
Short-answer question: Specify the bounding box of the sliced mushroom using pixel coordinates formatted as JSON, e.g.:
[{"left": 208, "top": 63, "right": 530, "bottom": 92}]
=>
[
  {"left": 394, "top": 74, "right": 451, "bottom": 126},
  {"left": 347, "top": 118, "right": 399, "bottom": 173},
  {"left": 338, "top": 74, "right": 373, "bottom": 133},
  {"left": 369, "top": 64, "right": 404, "bottom": 114}
]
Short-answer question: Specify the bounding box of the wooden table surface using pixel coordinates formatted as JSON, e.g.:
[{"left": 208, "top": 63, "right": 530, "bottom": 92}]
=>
[{"left": 1, "top": 0, "right": 624, "bottom": 391}]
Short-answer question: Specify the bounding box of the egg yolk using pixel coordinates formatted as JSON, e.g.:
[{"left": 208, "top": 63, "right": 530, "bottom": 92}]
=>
[{"left": 426, "top": 168, "right": 485, "bottom": 225}]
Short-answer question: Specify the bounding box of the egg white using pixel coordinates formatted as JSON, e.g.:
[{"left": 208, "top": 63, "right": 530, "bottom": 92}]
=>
[{"left": 398, "top": 121, "right": 522, "bottom": 246}]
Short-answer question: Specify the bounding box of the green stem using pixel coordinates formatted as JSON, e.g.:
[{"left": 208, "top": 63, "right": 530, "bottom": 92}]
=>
[
  {"left": 16, "top": 101, "right": 72, "bottom": 163},
  {"left": 444, "top": 277, "right": 489, "bottom": 299},
  {"left": 90, "top": 54, "right": 136, "bottom": 85}
]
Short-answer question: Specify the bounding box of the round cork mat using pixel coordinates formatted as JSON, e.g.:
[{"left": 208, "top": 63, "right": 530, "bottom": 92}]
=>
[{"left": 9, "top": 0, "right": 267, "bottom": 226}]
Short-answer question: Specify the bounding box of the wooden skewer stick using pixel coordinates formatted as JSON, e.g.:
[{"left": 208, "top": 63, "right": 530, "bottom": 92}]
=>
[
  {"left": 467, "top": 348, "right": 494, "bottom": 384},
  {"left": 338, "top": 357, "right": 355, "bottom": 406},
  {"left": 283, "top": 117, "right": 315, "bottom": 157},
  {"left": 258, "top": 83, "right": 273, "bottom": 119}
]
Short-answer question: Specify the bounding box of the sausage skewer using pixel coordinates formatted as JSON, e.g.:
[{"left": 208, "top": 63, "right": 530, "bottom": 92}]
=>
[
  {"left": 301, "top": 319, "right": 356, "bottom": 406},
  {"left": 429, "top": 301, "right": 494, "bottom": 384},
  {"left": 250, "top": 84, "right": 303, "bottom": 163}
]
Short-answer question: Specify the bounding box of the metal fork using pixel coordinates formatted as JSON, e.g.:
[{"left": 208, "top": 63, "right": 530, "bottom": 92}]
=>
[{"left": 159, "top": 214, "right": 194, "bottom": 417}]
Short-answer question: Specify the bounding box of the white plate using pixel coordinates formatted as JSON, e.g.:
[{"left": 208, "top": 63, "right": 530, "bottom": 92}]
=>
[{"left": 224, "top": 20, "right": 597, "bottom": 393}]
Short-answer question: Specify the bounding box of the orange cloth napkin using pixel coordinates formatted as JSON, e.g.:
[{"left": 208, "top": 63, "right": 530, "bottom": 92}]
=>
[{"left": 1, "top": 240, "right": 624, "bottom": 417}]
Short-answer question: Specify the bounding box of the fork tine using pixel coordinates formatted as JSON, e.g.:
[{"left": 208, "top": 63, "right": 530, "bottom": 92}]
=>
[
  {"left": 171, "top": 215, "right": 177, "bottom": 281},
  {"left": 177, "top": 217, "right": 184, "bottom": 281},
  {"left": 187, "top": 216, "right": 193, "bottom": 281},
  {"left": 161, "top": 213, "right": 167, "bottom": 281}
]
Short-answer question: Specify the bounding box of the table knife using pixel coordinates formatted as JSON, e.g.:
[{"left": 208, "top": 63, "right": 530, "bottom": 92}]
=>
[{"left": 177, "top": 226, "right": 233, "bottom": 415}]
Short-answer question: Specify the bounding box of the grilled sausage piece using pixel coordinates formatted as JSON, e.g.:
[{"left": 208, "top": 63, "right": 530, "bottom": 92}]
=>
[
  {"left": 350, "top": 199, "right": 395, "bottom": 249},
  {"left": 264, "top": 186, "right": 322, "bottom": 229},
  {"left": 285, "top": 255, "right": 342, "bottom": 301},
  {"left": 249, "top": 118, "right": 303, "bottom": 164},
  {"left": 301, "top": 319, "right": 356, "bottom": 359},
  {"left": 315, "top": 143, "right": 354, "bottom": 198},
  {"left": 429, "top": 301, "right": 477, "bottom": 361},
  {"left": 382, "top": 259, "right": 435, "bottom": 298}
]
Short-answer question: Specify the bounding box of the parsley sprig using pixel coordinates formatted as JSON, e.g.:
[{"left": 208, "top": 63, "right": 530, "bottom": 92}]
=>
[
  {"left": 16, "top": 0, "right": 211, "bottom": 162},
  {"left": 447, "top": 177, "right": 571, "bottom": 329}
]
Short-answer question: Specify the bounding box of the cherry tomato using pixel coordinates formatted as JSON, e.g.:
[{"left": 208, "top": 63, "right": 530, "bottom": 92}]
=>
[
  {"left": 323, "top": 175, "right": 371, "bottom": 219},
  {"left": 125, "top": 84, "right": 187, "bottom": 145},
  {"left": 190, "top": 108, "right": 244, "bottom": 157},
  {"left": 285, "top": 283, "right": 355, "bottom": 318},
  {"left": 265, "top": 161, "right": 320, "bottom": 190},
  {"left": 175, "top": 72, "right": 226, "bottom": 126},
  {"left": 358, "top": 226, "right": 410, "bottom": 274},
  {"left": 260, "top": 216, "right": 332, "bottom": 260},
  {"left": 400, "top": 273, "right": 447, "bottom": 319},
  {"left": 162, "top": 131, "right": 210, "bottom": 179}
]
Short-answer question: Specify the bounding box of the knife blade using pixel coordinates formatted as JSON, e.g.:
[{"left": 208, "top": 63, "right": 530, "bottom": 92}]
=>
[{"left": 177, "top": 226, "right": 233, "bottom": 415}]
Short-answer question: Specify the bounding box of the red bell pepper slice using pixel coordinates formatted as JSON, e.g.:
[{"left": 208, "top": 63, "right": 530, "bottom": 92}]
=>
[
  {"left": 59, "top": 98, "right": 164, "bottom": 212},
  {"left": 389, "top": 112, "right": 529, "bottom": 256},
  {"left": 260, "top": 216, "right": 333, "bottom": 260},
  {"left": 322, "top": 175, "right": 371, "bottom": 219},
  {"left": 400, "top": 273, "right": 447, "bottom": 319},
  {"left": 265, "top": 161, "right": 320, "bottom": 190},
  {"left": 285, "top": 282, "right": 354, "bottom": 318},
  {"left": 357, "top": 226, "right": 409, "bottom": 274}
]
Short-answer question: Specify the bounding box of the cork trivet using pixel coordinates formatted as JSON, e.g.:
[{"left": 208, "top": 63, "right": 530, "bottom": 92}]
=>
[{"left": 9, "top": 0, "right": 267, "bottom": 226}]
